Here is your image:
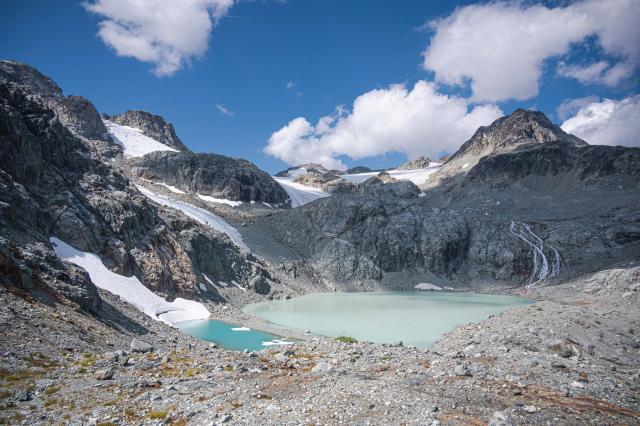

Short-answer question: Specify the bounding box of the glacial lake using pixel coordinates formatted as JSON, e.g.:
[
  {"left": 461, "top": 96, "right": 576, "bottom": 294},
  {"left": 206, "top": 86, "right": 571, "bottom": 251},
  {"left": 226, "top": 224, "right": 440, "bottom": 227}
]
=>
[
  {"left": 177, "top": 319, "right": 292, "bottom": 351},
  {"left": 243, "top": 292, "right": 533, "bottom": 348}
]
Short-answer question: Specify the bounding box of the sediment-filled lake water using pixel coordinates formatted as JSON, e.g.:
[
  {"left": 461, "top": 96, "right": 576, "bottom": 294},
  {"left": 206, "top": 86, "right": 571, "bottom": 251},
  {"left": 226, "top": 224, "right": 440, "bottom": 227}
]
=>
[
  {"left": 177, "top": 319, "right": 291, "bottom": 351},
  {"left": 244, "top": 292, "right": 532, "bottom": 348}
]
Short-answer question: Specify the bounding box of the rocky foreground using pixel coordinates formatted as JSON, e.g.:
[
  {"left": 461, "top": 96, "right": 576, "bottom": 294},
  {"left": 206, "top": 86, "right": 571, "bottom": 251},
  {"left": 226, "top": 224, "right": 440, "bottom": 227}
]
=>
[{"left": 1, "top": 267, "right": 638, "bottom": 425}]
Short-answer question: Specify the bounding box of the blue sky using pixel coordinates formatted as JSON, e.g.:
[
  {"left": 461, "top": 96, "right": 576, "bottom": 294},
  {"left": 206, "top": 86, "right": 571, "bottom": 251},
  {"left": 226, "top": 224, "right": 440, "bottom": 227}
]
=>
[{"left": 1, "top": 0, "right": 638, "bottom": 173}]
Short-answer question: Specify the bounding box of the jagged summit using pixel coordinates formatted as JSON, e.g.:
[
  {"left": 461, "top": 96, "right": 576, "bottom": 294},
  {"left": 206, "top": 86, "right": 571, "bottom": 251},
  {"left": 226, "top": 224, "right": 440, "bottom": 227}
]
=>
[
  {"left": 451, "top": 108, "right": 586, "bottom": 161},
  {"left": 105, "top": 110, "right": 189, "bottom": 151},
  {"left": 424, "top": 109, "right": 588, "bottom": 188}
]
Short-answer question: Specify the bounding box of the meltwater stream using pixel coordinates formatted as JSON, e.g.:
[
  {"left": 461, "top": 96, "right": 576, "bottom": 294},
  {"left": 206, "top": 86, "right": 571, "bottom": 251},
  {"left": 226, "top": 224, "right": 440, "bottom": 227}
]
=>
[{"left": 244, "top": 292, "right": 532, "bottom": 348}]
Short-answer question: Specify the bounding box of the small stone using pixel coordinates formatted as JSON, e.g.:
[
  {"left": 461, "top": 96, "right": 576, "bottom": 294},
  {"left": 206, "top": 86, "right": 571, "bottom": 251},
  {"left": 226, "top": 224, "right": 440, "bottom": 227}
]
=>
[
  {"left": 220, "top": 414, "right": 232, "bottom": 423},
  {"left": 95, "top": 366, "right": 114, "bottom": 380},
  {"left": 454, "top": 364, "right": 471, "bottom": 377},
  {"left": 311, "top": 361, "right": 333, "bottom": 374},
  {"left": 571, "top": 381, "right": 585, "bottom": 389},
  {"left": 14, "top": 389, "right": 30, "bottom": 402},
  {"left": 130, "top": 338, "right": 154, "bottom": 353},
  {"left": 274, "top": 353, "right": 288, "bottom": 363},
  {"left": 512, "top": 388, "right": 523, "bottom": 396},
  {"left": 489, "top": 411, "right": 513, "bottom": 426},
  {"left": 523, "top": 405, "right": 538, "bottom": 413}
]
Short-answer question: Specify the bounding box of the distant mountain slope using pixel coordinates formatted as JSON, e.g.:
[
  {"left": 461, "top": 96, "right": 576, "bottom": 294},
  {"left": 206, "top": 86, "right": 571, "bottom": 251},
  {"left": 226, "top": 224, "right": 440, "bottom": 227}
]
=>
[
  {"left": 105, "top": 110, "right": 189, "bottom": 151},
  {"left": 424, "top": 108, "right": 587, "bottom": 189},
  {"left": 130, "top": 151, "right": 289, "bottom": 204}
]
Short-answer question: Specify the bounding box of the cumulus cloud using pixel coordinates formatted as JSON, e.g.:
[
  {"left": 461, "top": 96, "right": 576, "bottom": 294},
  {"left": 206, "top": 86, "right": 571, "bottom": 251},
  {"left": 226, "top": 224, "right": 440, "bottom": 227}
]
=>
[
  {"left": 84, "top": 0, "right": 234, "bottom": 76},
  {"left": 215, "top": 104, "right": 234, "bottom": 116},
  {"left": 264, "top": 81, "right": 503, "bottom": 170},
  {"left": 422, "top": 0, "right": 640, "bottom": 101},
  {"left": 556, "top": 95, "right": 600, "bottom": 121},
  {"left": 561, "top": 95, "right": 640, "bottom": 146}
]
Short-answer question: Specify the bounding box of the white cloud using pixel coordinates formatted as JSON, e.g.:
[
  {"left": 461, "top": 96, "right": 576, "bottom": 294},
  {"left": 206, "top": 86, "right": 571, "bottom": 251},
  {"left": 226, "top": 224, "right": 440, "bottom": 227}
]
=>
[
  {"left": 84, "top": 0, "right": 235, "bottom": 77},
  {"left": 286, "top": 80, "right": 303, "bottom": 97},
  {"left": 422, "top": 0, "right": 640, "bottom": 102},
  {"left": 561, "top": 95, "right": 640, "bottom": 146},
  {"left": 215, "top": 104, "right": 234, "bottom": 116},
  {"left": 264, "top": 81, "right": 503, "bottom": 170},
  {"left": 556, "top": 95, "right": 600, "bottom": 121}
]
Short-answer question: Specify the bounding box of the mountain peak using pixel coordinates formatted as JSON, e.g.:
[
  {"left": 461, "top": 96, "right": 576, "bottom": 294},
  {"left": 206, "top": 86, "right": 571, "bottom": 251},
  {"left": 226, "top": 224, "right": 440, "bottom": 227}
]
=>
[
  {"left": 451, "top": 109, "right": 586, "bottom": 162},
  {"left": 106, "top": 110, "right": 189, "bottom": 152}
]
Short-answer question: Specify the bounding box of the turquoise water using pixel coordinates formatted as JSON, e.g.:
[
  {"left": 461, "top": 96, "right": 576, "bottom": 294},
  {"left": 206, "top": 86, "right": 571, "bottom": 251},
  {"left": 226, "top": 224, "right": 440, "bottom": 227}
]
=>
[
  {"left": 177, "top": 319, "right": 290, "bottom": 351},
  {"left": 244, "top": 292, "right": 532, "bottom": 348}
]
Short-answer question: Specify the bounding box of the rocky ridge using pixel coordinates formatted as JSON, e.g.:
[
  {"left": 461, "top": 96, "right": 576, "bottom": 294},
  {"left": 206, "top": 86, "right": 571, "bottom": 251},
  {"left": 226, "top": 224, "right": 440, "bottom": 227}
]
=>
[{"left": 106, "top": 110, "right": 189, "bottom": 151}]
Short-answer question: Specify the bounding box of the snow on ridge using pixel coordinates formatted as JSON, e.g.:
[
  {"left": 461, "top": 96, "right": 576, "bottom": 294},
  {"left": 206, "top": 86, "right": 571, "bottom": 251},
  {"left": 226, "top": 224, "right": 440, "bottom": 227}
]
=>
[
  {"left": 50, "top": 237, "right": 209, "bottom": 325},
  {"left": 273, "top": 163, "right": 441, "bottom": 208},
  {"left": 341, "top": 163, "right": 441, "bottom": 186},
  {"left": 104, "top": 120, "right": 178, "bottom": 158},
  {"left": 197, "top": 193, "right": 243, "bottom": 207},
  {"left": 136, "top": 185, "right": 249, "bottom": 252},
  {"left": 140, "top": 178, "right": 186, "bottom": 194},
  {"left": 273, "top": 177, "right": 329, "bottom": 208}
]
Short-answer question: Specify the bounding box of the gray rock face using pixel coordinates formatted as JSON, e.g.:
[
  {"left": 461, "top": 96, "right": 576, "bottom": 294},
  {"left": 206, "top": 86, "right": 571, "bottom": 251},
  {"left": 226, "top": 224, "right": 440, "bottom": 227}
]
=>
[
  {"left": 259, "top": 182, "right": 470, "bottom": 287},
  {"left": 253, "top": 109, "right": 639, "bottom": 289},
  {"left": 130, "top": 338, "right": 154, "bottom": 353},
  {"left": 0, "top": 63, "right": 278, "bottom": 319},
  {"left": 0, "top": 60, "right": 107, "bottom": 140},
  {"left": 107, "top": 110, "right": 188, "bottom": 151},
  {"left": 397, "top": 156, "right": 431, "bottom": 170},
  {"left": 130, "top": 151, "right": 289, "bottom": 204}
]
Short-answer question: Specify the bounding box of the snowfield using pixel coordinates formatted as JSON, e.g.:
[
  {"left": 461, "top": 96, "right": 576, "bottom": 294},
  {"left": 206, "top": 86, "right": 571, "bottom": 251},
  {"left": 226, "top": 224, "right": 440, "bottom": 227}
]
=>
[
  {"left": 104, "top": 120, "right": 179, "bottom": 157},
  {"left": 273, "top": 163, "right": 441, "bottom": 207},
  {"left": 136, "top": 185, "right": 249, "bottom": 252},
  {"left": 341, "top": 163, "right": 441, "bottom": 186},
  {"left": 197, "top": 193, "right": 243, "bottom": 207},
  {"left": 50, "top": 237, "right": 210, "bottom": 325},
  {"left": 273, "top": 177, "right": 330, "bottom": 208}
]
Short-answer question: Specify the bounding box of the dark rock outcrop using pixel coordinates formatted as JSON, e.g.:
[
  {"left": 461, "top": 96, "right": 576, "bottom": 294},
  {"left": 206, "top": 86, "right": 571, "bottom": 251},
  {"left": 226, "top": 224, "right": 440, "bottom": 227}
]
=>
[
  {"left": 0, "top": 60, "right": 108, "bottom": 141},
  {"left": 130, "top": 151, "right": 289, "bottom": 204},
  {"left": 107, "top": 110, "right": 188, "bottom": 151}
]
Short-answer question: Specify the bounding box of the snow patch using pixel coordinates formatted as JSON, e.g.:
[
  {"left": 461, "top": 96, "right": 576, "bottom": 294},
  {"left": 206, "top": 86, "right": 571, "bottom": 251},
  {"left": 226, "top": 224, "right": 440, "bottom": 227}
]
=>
[
  {"left": 231, "top": 280, "right": 247, "bottom": 292},
  {"left": 273, "top": 177, "right": 329, "bottom": 208},
  {"left": 197, "top": 193, "right": 243, "bottom": 207},
  {"left": 341, "top": 163, "right": 441, "bottom": 186},
  {"left": 198, "top": 283, "right": 208, "bottom": 292},
  {"left": 462, "top": 163, "right": 469, "bottom": 169},
  {"left": 104, "top": 120, "right": 178, "bottom": 158},
  {"left": 136, "top": 185, "right": 249, "bottom": 252},
  {"left": 50, "top": 237, "right": 209, "bottom": 325},
  {"left": 202, "top": 274, "right": 215, "bottom": 286},
  {"left": 262, "top": 339, "right": 294, "bottom": 347},
  {"left": 414, "top": 283, "right": 442, "bottom": 291}
]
